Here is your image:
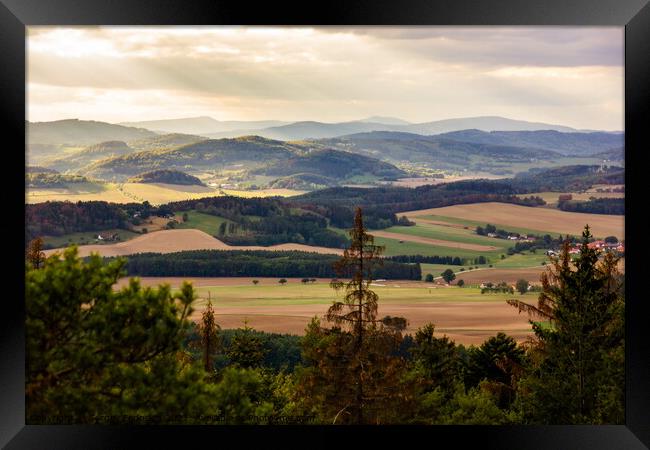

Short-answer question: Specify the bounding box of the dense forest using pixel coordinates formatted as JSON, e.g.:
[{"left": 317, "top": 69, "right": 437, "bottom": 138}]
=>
[
  {"left": 293, "top": 182, "right": 546, "bottom": 213},
  {"left": 128, "top": 169, "right": 206, "bottom": 186},
  {"left": 112, "top": 249, "right": 422, "bottom": 280},
  {"left": 26, "top": 201, "right": 129, "bottom": 240},
  {"left": 511, "top": 165, "right": 624, "bottom": 192},
  {"left": 558, "top": 197, "right": 625, "bottom": 215}
]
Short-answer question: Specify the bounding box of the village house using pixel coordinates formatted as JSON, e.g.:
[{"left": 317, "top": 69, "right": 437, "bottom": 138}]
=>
[
  {"left": 587, "top": 240, "right": 608, "bottom": 250},
  {"left": 97, "top": 232, "right": 119, "bottom": 241}
]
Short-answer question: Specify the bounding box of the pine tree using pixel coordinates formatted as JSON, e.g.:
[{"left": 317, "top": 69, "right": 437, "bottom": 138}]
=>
[
  {"left": 507, "top": 225, "right": 624, "bottom": 423},
  {"left": 326, "top": 207, "right": 384, "bottom": 424},
  {"left": 196, "top": 298, "right": 221, "bottom": 375},
  {"left": 26, "top": 237, "right": 46, "bottom": 269},
  {"left": 326, "top": 207, "right": 384, "bottom": 335},
  {"left": 297, "top": 207, "right": 409, "bottom": 424},
  {"left": 227, "top": 321, "right": 267, "bottom": 369}
]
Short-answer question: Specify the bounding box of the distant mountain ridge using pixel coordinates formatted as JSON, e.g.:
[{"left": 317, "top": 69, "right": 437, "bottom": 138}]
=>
[
  {"left": 119, "top": 116, "right": 290, "bottom": 136},
  {"left": 202, "top": 115, "right": 584, "bottom": 141},
  {"left": 30, "top": 115, "right": 620, "bottom": 146},
  {"left": 437, "top": 129, "right": 624, "bottom": 156}
]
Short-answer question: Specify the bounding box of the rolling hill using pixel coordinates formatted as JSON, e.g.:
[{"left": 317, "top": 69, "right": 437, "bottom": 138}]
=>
[
  {"left": 317, "top": 131, "right": 565, "bottom": 173},
  {"left": 81, "top": 135, "right": 405, "bottom": 185},
  {"left": 44, "top": 141, "right": 136, "bottom": 172},
  {"left": 27, "top": 119, "right": 158, "bottom": 145},
  {"left": 254, "top": 148, "right": 406, "bottom": 181},
  {"left": 84, "top": 135, "right": 303, "bottom": 180},
  {"left": 127, "top": 133, "right": 208, "bottom": 151}
]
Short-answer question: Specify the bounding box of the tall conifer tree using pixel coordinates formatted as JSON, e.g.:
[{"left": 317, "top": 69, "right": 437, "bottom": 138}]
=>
[{"left": 507, "top": 225, "right": 624, "bottom": 423}]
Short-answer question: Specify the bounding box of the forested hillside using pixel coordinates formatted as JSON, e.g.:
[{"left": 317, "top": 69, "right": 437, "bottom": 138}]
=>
[
  {"left": 253, "top": 148, "right": 405, "bottom": 180},
  {"left": 45, "top": 141, "right": 135, "bottom": 172},
  {"left": 128, "top": 169, "right": 206, "bottom": 186},
  {"left": 318, "top": 132, "right": 563, "bottom": 173}
]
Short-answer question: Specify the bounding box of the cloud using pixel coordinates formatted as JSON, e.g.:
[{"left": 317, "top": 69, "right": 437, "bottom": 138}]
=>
[{"left": 26, "top": 26, "right": 623, "bottom": 130}]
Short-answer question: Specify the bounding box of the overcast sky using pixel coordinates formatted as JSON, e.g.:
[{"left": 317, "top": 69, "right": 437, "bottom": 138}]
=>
[{"left": 27, "top": 26, "right": 624, "bottom": 130}]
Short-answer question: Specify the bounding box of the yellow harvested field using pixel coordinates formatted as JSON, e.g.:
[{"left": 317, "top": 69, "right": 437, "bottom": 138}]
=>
[
  {"left": 387, "top": 174, "right": 506, "bottom": 188},
  {"left": 26, "top": 183, "right": 132, "bottom": 204},
  {"left": 369, "top": 230, "right": 500, "bottom": 251},
  {"left": 43, "top": 229, "right": 343, "bottom": 257},
  {"left": 402, "top": 202, "right": 624, "bottom": 239},
  {"left": 222, "top": 188, "right": 306, "bottom": 198},
  {"left": 516, "top": 191, "right": 625, "bottom": 204},
  {"left": 118, "top": 183, "right": 218, "bottom": 204},
  {"left": 27, "top": 183, "right": 305, "bottom": 205}
]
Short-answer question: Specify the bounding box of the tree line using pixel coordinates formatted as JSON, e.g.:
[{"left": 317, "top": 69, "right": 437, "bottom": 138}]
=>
[
  {"left": 113, "top": 249, "right": 422, "bottom": 280},
  {"left": 558, "top": 197, "right": 624, "bottom": 215}
]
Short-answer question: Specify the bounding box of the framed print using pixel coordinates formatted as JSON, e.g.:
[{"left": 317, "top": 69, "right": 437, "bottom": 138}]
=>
[{"left": 2, "top": 0, "right": 649, "bottom": 448}]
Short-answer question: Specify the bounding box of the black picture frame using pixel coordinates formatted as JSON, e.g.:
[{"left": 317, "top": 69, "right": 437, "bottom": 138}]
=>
[{"left": 2, "top": 0, "right": 648, "bottom": 447}]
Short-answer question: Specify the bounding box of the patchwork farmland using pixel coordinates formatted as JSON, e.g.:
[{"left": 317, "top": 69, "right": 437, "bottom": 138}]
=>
[{"left": 401, "top": 202, "right": 624, "bottom": 239}]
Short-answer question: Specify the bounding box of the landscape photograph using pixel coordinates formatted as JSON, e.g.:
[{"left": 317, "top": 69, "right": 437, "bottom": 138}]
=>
[{"left": 25, "top": 26, "right": 625, "bottom": 425}]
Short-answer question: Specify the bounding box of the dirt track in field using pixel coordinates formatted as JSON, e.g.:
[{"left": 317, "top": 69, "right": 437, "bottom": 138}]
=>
[
  {"left": 43, "top": 229, "right": 344, "bottom": 257},
  {"left": 408, "top": 218, "right": 471, "bottom": 229},
  {"left": 369, "top": 230, "right": 500, "bottom": 251}
]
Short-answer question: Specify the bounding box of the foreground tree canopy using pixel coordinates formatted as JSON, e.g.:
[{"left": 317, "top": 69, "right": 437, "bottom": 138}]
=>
[{"left": 25, "top": 220, "right": 624, "bottom": 425}]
